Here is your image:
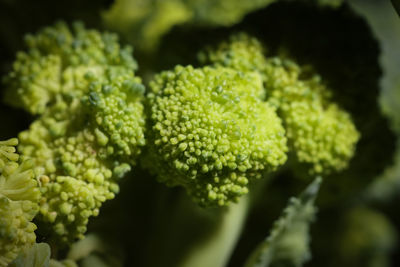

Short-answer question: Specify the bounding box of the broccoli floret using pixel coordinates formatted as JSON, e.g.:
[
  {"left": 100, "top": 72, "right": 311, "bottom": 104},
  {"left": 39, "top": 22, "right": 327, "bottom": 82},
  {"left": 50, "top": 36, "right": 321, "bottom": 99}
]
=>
[
  {"left": 3, "top": 22, "right": 146, "bottom": 242},
  {"left": 3, "top": 21, "right": 137, "bottom": 115},
  {"left": 264, "top": 58, "right": 360, "bottom": 174},
  {"left": 198, "top": 33, "right": 268, "bottom": 75},
  {"left": 0, "top": 139, "right": 40, "bottom": 267},
  {"left": 0, "top": 138, "right": 19, "bottom": 172},
  {"left": 200, "top": 33, "right": 360, "bottom": 175},
  {"left": 144, "top": 65, "right": 287, "bottom": 206}
]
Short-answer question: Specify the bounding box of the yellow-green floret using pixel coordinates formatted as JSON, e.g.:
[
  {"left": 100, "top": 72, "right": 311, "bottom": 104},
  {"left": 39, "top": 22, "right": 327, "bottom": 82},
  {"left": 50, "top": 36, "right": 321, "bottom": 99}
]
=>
[
  {"left": 3, "top": 22, "right": 146, "bottom": 242},
  {"left": 198, "top": 33, "right": 268, "bottom": 76},
  {"left": 0, "top": 139, "right": 40, "bottom": 267},
  {"left": 264, "top": 58, "right": 360, "bottom": 174},
  {"left": 200, "top": 33, "right": 360, "bottom": 175},
  {"left": 3, "top": 21, "right": 137, "bottom": 115},
  {"left": 145, "top": 65, "right": 287, "bottom": 206}
]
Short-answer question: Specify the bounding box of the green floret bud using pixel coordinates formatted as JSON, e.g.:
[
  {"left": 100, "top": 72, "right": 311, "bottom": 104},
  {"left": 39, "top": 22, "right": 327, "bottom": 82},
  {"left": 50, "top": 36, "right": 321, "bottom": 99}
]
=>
[
  {"left": 0, "top": 139, "right": 40, "bottom": 267},
  {"left": 0, "top": 139, "right": 40, "bottom": 204},
  {"left": 264, "top": 58, "right": 360, "bottom": 175},
  {"left": 82, "top": 68, "right": 146, "bottom": 161},
  {"left": 144, "top": 65, "right": 287, "bottom": 207},
  {"left": 198, "top": 32, "right": 268, "bottom": 79},
  {"left": 3, "top": 21, "right": 137, "bottom": 115},
  {"left": 0, "top": 198, "right": 38, "bottom": 267},
  {"left": 0, "top": 138, "right": 19, "bottom": 173},
  {"left": 4, "top": 21, "right": 146, "bottom": 242},
  {"left": 19, "top": 114, "right": 125, "bottom": 242},
  {"left": 202, "top": 33, "right": 360, "bottom": 175},
  {"left": 19, "top": 89, "right": 145, "bottom": 242}
]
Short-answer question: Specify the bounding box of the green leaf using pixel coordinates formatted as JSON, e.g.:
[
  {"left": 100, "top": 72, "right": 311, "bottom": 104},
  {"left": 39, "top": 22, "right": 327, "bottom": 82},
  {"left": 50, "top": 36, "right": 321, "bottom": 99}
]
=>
[
  {"left": 244, "top": 177, "right": 322, "bottom": 267},
  {"left": 9, "top": 243, "right": 51, "bottom": 267},
  {"left": 349, "top": 0, "right": 400, "bottom": 202}
]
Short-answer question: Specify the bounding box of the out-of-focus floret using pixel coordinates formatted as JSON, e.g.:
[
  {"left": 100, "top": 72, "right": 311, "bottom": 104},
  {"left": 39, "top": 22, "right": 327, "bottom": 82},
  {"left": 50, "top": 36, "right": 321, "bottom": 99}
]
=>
[
  {"left": 264, "top": 58, "right": 360, "bottom": 174},
  {"left": 0, "top": 139, "right": 40, "bottom": 267},
  {"left": 102, "top": 0, "right": 277, "bottom": 51}
]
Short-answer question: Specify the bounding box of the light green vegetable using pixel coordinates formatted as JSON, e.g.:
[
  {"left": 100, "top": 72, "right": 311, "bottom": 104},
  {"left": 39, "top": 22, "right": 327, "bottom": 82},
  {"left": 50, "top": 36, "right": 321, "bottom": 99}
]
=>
[
  {"left": 0, "top": 139, "right": 40, "bottom": 267},
  {"left": 200, "top": 33, "right": 360, "bottom": 175},
  {"left": 3, "top": 22, "right": 146, "bottom": 242},
  {"left": 144, "top": 64, "right": 287, "bottom": 206}
]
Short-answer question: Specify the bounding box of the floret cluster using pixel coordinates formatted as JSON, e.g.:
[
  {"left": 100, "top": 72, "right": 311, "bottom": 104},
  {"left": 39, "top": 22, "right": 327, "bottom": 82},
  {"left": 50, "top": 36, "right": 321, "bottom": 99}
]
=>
[
  {"left": 0, "top": 1, "right": 395, "bottom": 265},
  {"left": 3, "top": 22, "right": 146, "bottom": 242}
]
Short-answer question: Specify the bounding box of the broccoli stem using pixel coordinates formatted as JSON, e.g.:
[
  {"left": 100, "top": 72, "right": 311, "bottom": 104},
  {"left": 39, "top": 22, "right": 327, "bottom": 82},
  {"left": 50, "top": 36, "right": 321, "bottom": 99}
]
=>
[{"left": 179, "top": 195, "right": 250, "bottom": 267}]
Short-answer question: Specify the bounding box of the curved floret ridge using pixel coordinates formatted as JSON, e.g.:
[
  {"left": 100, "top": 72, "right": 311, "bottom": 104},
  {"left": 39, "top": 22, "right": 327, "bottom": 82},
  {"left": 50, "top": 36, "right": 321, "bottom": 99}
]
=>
[
  {"left": 0, "top": 198, "right": 38, "bottom": 267},
  {"left": 0, "top": 138, "right": 19, "bottom": 173},
  {"left": 82, "top": 68, "right": 146, "bottom": 160},
  {"left": 3, "top": 21, "right": 146, "bottom": 242},
  {"left": 145, "top": 65, "right": 287, "bottom": 206},
  {"left": 3, "top": 21, "right": 138, "bottom": 115},
  {"left": 264, "top": 58, "right": 360, "bottom": 174},
  {"left": 0, "top": 139, "right": 40, "bottom": 267},
  {"left": 202, "top": 33, "right": 360, "bottom": 175}
]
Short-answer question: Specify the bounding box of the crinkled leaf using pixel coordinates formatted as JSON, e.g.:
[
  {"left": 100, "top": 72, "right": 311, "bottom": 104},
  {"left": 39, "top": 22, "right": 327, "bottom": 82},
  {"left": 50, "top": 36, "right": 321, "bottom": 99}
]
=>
[{"left": 244, "top": 177, "right": 321, "bottom": 267}]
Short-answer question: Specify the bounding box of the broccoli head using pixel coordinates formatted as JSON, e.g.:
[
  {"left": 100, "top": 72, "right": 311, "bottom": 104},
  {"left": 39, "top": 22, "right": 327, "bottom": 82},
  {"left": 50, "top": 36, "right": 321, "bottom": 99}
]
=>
[
  {"left": 3, "top": 21, "right": 137, "bottom": 115},
  {"left": 200, "top": 33, "right": 360, "bottom": 175},
  {"left": 264, "top": 58, "right": 360, "bottom": 174},
  {"left": 3, "top": 22, "right": 146, "bottom": 242},
  {"left": 144, "top": 65, "right": 287, "bottom": 206}
]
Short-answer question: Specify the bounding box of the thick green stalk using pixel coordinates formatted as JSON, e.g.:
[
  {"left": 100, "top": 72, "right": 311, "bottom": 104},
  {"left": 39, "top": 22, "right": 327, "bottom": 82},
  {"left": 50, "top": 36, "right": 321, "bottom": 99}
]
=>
[{"left": 179, "top": 195, "right": 250, "bottom": 267}]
